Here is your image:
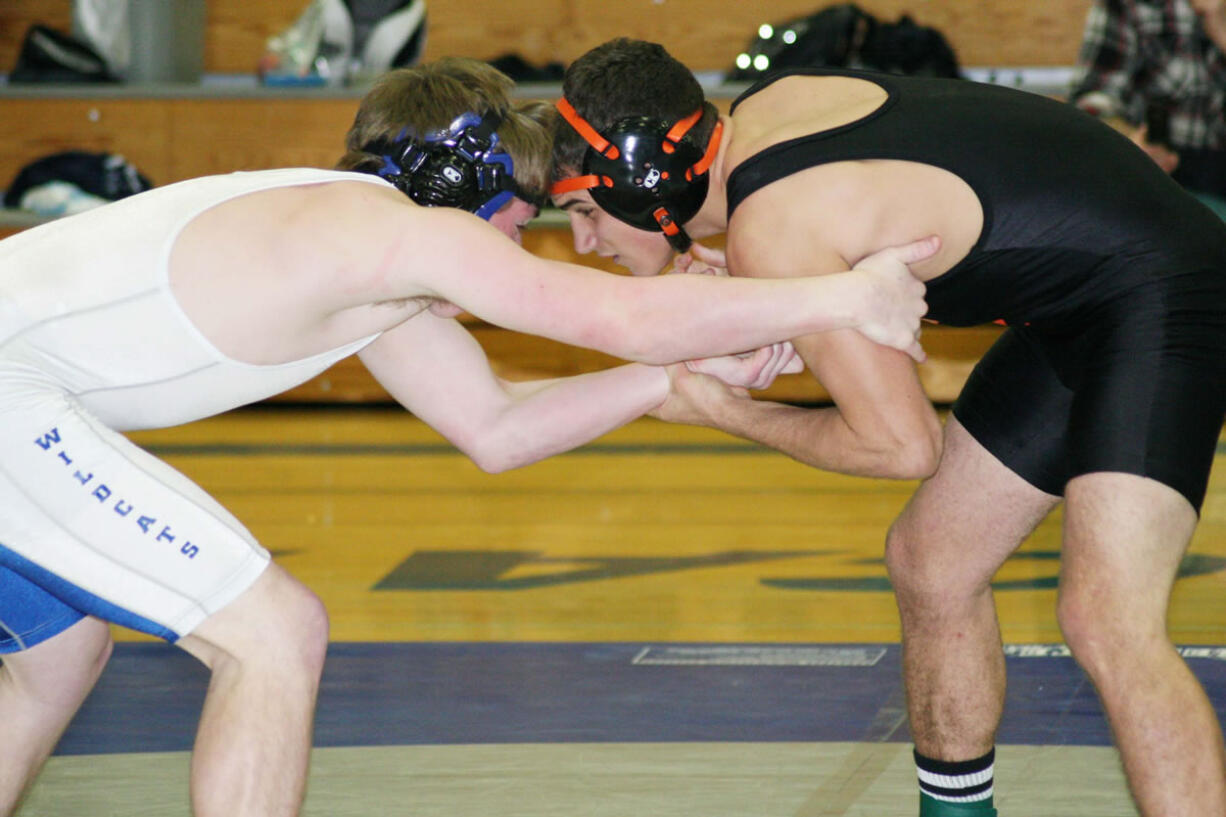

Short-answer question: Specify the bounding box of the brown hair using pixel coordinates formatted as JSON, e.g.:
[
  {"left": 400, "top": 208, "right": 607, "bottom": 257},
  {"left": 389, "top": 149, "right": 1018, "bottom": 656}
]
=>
[
  {"left": 551, "top": 38, "right": 718, "bottom": 181},
  {"left": 337, "top": 57, "right": 553, "bottom": 202}
]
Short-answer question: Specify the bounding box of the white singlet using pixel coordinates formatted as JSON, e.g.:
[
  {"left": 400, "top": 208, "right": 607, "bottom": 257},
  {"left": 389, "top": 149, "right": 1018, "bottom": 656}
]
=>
[{"left": 0, "top": 168, "right": 396, "bottom": 640}]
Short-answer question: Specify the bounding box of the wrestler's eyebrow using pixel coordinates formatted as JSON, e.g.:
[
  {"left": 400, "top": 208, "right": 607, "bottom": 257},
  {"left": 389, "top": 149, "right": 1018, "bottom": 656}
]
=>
[{"left": 557, "top": 200, "right": 585, "bottom": 211}]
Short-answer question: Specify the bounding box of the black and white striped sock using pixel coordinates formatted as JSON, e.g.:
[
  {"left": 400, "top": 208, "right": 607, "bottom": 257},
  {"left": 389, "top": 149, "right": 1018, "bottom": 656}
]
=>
[{"left": 915, "top": 747, "right": 995, "bottom": 807}]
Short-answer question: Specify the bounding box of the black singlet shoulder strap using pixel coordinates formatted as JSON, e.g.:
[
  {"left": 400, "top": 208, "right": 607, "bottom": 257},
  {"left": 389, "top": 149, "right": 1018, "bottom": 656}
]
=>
[
  {"left": 726, "top": 68, "right": 900, "bottom": 218},
  {"left": 730, "top": 67, "right": 890, "bottom": 113}
]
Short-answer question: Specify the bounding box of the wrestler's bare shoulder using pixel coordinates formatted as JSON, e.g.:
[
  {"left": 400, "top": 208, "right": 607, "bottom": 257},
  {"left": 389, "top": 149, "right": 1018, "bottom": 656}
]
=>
[
  {"left": 725, "top": 75, "right": 983, "bottom": 279},
  {"left": 168, "top": 180, "right": 445, "bottom": 364}
]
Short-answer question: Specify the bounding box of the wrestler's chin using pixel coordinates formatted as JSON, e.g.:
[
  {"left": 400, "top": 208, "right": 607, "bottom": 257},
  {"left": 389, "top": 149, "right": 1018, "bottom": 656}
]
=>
[{"left": 623, "top": 254, "right": 674, "bottom": 278}]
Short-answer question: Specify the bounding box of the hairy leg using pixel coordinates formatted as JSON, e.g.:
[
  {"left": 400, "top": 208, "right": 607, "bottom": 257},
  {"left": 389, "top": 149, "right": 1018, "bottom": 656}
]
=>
[
  {"left": 175, "top": 563, "right": 329, "bottom": 817},
  {"left": 0, "top": 617, "right": 112, "bottom": 817},
  {"left": 886, "top": 418, "right": 1059, "bottom": 759},
  {"left": 1059, "top": 473, "right": 1226, "bottom": 817}
]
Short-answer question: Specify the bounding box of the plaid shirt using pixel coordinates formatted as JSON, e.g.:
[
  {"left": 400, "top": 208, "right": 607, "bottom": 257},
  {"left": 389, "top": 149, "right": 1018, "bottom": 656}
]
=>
[{"left": 1071, "top": 0, "right": 1226, "bottom": 149}]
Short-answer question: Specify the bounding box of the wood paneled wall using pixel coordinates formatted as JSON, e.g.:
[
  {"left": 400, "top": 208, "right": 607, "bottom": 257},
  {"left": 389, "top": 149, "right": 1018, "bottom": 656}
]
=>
[{"left": 2, "top": 0, "right": 1093, "bottom": 77}]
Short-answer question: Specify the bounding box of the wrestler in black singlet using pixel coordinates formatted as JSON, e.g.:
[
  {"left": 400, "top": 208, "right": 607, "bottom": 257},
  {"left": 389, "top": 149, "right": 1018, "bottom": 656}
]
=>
[{"left": 728, "top": 69, "right": 1226, "bottom": 509}]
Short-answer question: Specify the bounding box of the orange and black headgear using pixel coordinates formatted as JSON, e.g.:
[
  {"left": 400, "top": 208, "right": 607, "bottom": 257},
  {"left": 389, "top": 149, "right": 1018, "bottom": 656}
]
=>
[{"left": 550, "top": 98, "right": 723, "bottom": 252}]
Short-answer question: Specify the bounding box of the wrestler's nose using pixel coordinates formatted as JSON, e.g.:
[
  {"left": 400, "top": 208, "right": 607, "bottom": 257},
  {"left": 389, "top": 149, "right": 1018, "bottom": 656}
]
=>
[{"left": 568, "top": 213, "right": 597, "bottom": 255}]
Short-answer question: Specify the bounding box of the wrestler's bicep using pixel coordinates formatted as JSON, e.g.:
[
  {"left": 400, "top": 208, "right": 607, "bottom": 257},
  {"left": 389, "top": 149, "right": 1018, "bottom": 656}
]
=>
[
  {"left": 729, "top": 217, "right": 938, "bottom": 445},
  {"left": 726, "top": 210, "right": 852, "bottom": 281}
]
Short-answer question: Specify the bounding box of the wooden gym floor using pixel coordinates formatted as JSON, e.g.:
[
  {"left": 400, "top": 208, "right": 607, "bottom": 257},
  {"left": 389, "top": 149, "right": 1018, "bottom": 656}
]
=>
[{"left": 13, "top": 405, "right": 1226, "bottom": 817}]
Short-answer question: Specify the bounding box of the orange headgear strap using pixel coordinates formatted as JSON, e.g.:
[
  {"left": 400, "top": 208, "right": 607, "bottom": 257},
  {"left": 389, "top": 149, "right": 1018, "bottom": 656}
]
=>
[
  {"left": 652, "top": 207, "right": 681, "bottom": 236},
  {"left": 555, "top": 98, "right": 619, "bottom": 160},
  {"left": 664, "top": 108, "right": 702, "bottom": 145},
  {"left": 550, "top": 174, "right": 613, "bottom": 195},
  {"left": 686, "top": 119, "right": 723, "bottom": 181}
]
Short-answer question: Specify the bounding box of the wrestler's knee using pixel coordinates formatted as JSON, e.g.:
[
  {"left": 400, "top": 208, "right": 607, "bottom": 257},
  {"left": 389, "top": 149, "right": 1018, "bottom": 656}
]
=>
[
  {"left": 182, "top": 564, "right": 329, "bottom": 682},
  {"left": 265, "top": 568, "right": 330, "bottom": 673},
  {"left": 886, "top": 514, "right": 1005, "bottom": 633},
  {"left": 884, "top": 513, "right": 951, "bottom": 601},
  {"left": 288, "top": 588, "right": 330, "bottom": 679},
  {"left": 884, "top": 518, "right": 917, "bottom": 587},
  {"left": 1056, "top": 576, "right": 1162, "bottom": 677},
  {"left": 258, "top": 580, "right": 329, "bottom": 683}
]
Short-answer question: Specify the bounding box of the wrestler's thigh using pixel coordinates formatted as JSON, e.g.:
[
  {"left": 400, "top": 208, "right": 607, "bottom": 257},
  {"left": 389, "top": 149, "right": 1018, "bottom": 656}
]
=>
[
  {"left": 1068, "top": 353, "right": 1225, "bottom": 512},
  {"left": 889, "top": 417, "right": 1061, "bottom": 587},
  {"left": 1062, "top": 471, "right": 1197, "bottom": 598},
  {"left": 951, "top": 327, "right": 1074, "bottom": 497},
  {"left": 1066, "top": 273, "right": 1226, "bottom": 510},
  {"left": 0, "top": 614, "right": 111, "bottom": 705},
  {"left": 0, "top": 395, "right": 269, "bottom": 641}
]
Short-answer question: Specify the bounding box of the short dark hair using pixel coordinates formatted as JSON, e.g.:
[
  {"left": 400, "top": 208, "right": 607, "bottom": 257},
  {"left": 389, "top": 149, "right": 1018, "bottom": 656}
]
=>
[{"left": 551, "top": 38, "right": 718, "bottom": 181}]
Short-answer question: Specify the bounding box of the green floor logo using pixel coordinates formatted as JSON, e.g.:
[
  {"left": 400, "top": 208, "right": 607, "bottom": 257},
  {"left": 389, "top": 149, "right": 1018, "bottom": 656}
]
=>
[
  {"left": 761, "top": 552, "right": 1226, "bottom": 591},
  {"left": 375, "top": 549, "right": 831, "bottom": 590},
  {"left": 373, "top": 549, "right": 1226, "bottom": 592}
]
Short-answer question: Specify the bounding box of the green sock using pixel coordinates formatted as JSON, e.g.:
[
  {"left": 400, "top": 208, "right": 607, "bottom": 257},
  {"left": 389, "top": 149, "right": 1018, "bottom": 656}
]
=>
[
  {"left": 919, "top": 791, "right": 997, "bottom": 816},
  {"left": 915, "top": 747, "right": 996, "bottom": 816}
]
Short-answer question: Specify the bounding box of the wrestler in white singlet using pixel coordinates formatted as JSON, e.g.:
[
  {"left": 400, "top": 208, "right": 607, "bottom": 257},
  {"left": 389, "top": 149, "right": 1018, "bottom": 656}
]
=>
[{"left": 0, "top": 168, "right": 393, "bottom": 643}]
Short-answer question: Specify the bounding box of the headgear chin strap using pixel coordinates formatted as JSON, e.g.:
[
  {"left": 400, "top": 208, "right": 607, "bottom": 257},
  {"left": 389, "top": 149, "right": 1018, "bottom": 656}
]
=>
[
  {"left": 551, "top": 97, "right": 723, "bottom": 252},
  {"left": 372, "top": 110, "right": 536, "bottom": 220}
]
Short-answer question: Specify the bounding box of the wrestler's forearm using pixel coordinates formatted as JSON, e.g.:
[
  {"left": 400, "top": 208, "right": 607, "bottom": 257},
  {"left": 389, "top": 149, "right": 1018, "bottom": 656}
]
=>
[
  {"left": 684, "top": 395, "right": 936, "bottom": 480},
  {"left": 472, "top": 363, "right": 669, "bottom": 472},
  {"left": 593, "top": 273, "right": 864, "bottom": 365},
  {"left": 454, "top": 258, "right": 863, "bottom": 366},
  {"left": 357, "top": 310, "right": 669, "bottom": 474}
]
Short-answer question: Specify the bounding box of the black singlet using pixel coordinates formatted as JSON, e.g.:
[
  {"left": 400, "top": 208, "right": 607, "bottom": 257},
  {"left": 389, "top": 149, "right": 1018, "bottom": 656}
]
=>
[{"left": 727, "top": 69, "right": 1226, "bottom": 509}]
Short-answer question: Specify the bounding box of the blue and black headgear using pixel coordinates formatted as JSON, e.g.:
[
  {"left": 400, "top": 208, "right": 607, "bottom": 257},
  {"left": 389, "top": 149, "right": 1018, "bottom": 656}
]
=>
[
  {"left": 371, "top": 110, "right": 537, "bottom": 220},
  {"left": 550, "top": 97, "right": 723, "bottom": 252}
]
